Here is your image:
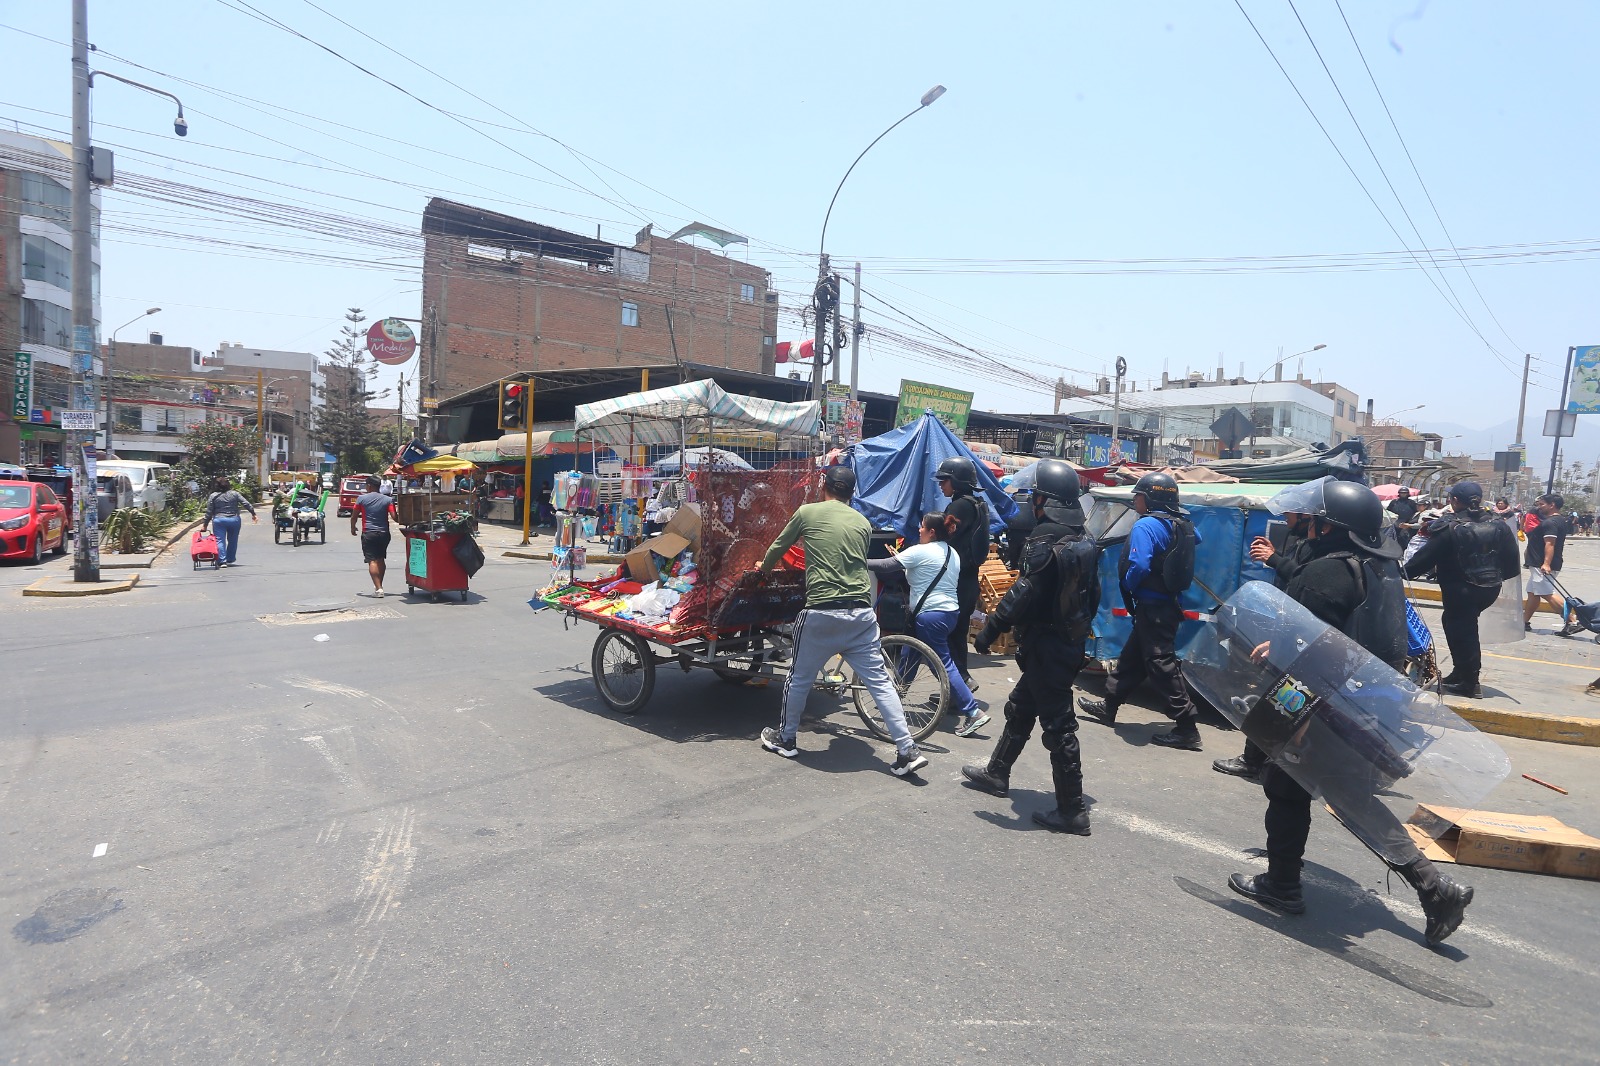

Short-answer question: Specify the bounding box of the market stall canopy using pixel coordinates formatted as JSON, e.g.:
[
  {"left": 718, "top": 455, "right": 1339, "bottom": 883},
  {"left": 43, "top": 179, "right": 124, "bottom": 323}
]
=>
[
  {"left": 574, "top": 380, "right": 819, "bottom": 447},
  {"left": 848, "top": 413, "right": 1018, "bottom": 540},
  {"left": 405, "top": 455, "right": 477, "bottom": 473},
  {"left": 653, "top": 446, "right": 753, "bottom": 471},
  {"left": 1202, "top": 440, "right": 1368, "bottom": 484},
  {"left": 455, "top": 425, "right": 613, "bottom": 462}
]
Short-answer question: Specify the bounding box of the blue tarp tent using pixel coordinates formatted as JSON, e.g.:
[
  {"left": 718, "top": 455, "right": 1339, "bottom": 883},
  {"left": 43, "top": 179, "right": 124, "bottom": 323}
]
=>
[{"left": 847, "top": 413, "right": 1018, "bottom": 540}]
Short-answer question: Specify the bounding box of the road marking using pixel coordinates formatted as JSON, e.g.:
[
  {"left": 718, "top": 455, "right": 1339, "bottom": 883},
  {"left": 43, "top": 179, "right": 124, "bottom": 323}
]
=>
[
  {"left": 1484, "top": 651, "right": 1598, "bottom": 672},
  {"left": 92, "top": 842, "right": 107, "bottom": 858},
  {"left": 1099, "top": 807, "right": 1592, "bottom": 975}
]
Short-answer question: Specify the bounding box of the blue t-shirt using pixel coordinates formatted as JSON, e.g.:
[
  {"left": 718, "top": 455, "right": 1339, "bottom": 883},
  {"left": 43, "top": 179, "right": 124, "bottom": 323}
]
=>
[
  {"left": 897, "top": 541, "right": 961, "bottom": 613},
  {"left": 355, "top": 492, "right": 393, "bottom": 533},
  {"left": 1122, "top": 513, "right": 1202, "bottom": 600}
]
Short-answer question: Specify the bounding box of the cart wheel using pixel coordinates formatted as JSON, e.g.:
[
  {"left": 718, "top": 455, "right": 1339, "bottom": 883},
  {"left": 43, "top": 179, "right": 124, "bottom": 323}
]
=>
[
  {"left": 292, "top": 525, "right": 302, "bottom": 547},
  {"left": 430, "top": 591, "right": 441, "bottom": 603},
  {"left": 849, "top": 633, "right": 948, "bottom": 743},
  {"left": 406, "top": 584, "right": 415, "bottom": 596},
  {"left": 320, "top": 525, "right": 326, "bottom": 544},
  {"left": 712, "top": 656, "right": 765, "bottom": 684},
  {"left": 274, "top": 526, "right": 282, "bottom": 544},
  {"left": 459, "top": 590, "right": 468, "bottom": 603},
  {"left": 591, "top": 629, "right": 656, "bottom": 714}
]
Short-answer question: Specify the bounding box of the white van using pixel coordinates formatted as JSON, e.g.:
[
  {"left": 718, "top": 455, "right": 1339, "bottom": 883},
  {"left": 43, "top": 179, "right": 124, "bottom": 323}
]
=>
[{"left": 97, "top": 461, "right": 173, "bottom": 511}]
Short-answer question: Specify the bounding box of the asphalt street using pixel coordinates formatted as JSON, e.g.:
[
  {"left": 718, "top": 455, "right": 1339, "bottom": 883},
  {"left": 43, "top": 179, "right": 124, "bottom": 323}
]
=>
[{"left": 3, "top": 515, "right": 1599, "bottom": 1064}]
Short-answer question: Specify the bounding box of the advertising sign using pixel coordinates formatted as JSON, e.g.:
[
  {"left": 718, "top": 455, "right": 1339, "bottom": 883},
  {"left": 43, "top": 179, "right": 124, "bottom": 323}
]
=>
[
  {"left": 11, "top": 351, "right": 31, "bottom": 419},
  {"left": 1081, "top": 434, "right": 1129, "bottom": 467},
  {"left": 824, "top": 382, "right": 850, "bottom": 427},
  {"left": 73, "top": 325, "right": 95, "bottom": 373},
  {"left": 409, "top": 535, "right": 428, "bottom": 579},
  {"left": 366, "top": 318, "right": 417, "bottom": 365},
  {"left": 895, "top": 379, "right": 974, "bottom": 435},
  {"left": 1566, "top": 345, "right": 1600, "bottom": 413},
  {"left": 59, "top": 409, "right": 96, "bottom": 431}
]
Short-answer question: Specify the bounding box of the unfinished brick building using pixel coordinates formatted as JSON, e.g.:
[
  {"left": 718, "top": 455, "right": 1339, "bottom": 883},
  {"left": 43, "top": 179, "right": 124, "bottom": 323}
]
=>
[{"left": 420, "top": 199, "right": 778, "bottom": 403}]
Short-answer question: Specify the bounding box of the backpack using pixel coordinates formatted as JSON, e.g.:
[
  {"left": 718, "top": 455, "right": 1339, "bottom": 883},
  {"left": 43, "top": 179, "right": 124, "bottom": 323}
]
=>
[
  {"left": 1154, "top": 514, "right": 1196, "bottom": 594},
  {"left": 1050, "top": 534, "right": 1103, "bottom": 642},
  {"left": 1330, "top": 551, "right": 1408, "bottom": 669}
]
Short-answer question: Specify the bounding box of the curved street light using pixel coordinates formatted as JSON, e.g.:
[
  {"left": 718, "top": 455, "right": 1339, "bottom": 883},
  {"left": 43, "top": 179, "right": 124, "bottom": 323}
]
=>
[
  {"left": 811, "top": 85, "right": 947, "bottom": 404},
  {"left": 1247, "top": 343, "right": 1327, "bottom": 451},
  {"left": 104, "top": 306, "right": 161, "bottom": 455}
]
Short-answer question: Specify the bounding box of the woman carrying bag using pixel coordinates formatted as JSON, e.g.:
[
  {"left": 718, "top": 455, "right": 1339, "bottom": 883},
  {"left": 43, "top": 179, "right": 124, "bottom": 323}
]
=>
[{"left": 870, "top": 512, "right": 989, "bottom": 737}]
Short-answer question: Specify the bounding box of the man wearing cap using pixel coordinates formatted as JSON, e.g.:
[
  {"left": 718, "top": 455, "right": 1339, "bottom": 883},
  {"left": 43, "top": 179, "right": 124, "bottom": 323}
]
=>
[
  {"left": 1522, "top": 493, "right": 1571, "bottom": 633},
  {"left": 756, "top": 465, "right": 930, "bottom": 777},
  {"left": 1403, "top": 481, "right": 1521, "bottom": 698},
  {"left": 1078, "top": 471, "right": 1205, "bottom": 751}
]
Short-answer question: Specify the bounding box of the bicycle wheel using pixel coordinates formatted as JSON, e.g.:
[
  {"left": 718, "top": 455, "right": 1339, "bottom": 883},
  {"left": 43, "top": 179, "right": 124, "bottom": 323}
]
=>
[
  {"left": 590, "top": 628, "right": 656, "bottom": 714},
  {"left": 849, "top": 633, "right": 948, "bottom": 743}
]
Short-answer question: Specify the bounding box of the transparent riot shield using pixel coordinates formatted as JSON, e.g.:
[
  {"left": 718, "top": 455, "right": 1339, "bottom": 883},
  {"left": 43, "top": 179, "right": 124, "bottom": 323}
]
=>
[
  {"left": 1479, "top": 570, "right": 1526, "bottom": 645},
  {"left": 1187, "top": 581, "right": 1511, "bottom": 863}
]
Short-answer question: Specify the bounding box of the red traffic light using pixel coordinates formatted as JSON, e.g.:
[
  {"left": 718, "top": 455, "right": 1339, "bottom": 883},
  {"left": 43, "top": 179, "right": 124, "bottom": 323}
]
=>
[{"left": 505, "top": 383, "right": 523, "bottom": 397}]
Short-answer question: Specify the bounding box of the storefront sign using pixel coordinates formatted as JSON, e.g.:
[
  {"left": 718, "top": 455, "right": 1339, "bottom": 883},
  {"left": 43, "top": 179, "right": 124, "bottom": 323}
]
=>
[
  {"left": 59, "top": 409, "right": 96, "bottom": 431},
  {"left": 1082, "top": 434, "right": 1129, "bottom": 467},
  {"left": 366, "top": 318, "right": 418, "bottom": 365},
  {"left": 12, "top": 351, "right": 31, "bottom": 419},
  {"left": 894, "top": 379, "right": 974, "bottom": 435}
]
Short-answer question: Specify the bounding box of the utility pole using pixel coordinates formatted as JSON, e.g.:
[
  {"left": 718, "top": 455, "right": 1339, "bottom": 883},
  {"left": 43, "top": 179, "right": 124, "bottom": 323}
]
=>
[
  {"left": 848, "top": 262, "right": 862, "bottom": 402},
  {"left": 1110, "top": 357, "right": 1127, "bottom": 462},
  {"left": 810, "top": 257, "right": 834, "bottom": 409},
  {"left": 70, "top": 0, "right": 99, "bottom": 581},
  {"left": 255, "top": 370, "right": 264, "bottom": 481},
  {"left": 1548, "top": 346, "right": 1576, "bottom": 495},
  {"left": 1513, "top": 353, "right": 1531, "bottom": 503}
]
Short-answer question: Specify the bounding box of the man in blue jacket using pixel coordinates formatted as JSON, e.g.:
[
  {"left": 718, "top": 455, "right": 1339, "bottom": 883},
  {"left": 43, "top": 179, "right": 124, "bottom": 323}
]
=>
[{"left": 1078, "top": 472, "right": 1204, "bottom": 751}]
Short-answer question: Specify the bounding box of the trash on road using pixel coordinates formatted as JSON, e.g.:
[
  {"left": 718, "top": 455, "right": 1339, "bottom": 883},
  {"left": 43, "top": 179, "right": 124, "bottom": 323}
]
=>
[
  {"left": 1405, "top": 804, "right": 1600, "bottom": 880},
  {"left": 1522, "top": 773, "right": 1570, "bottom": 795},
  {"left": 313, "top": 633, "right": 330, "bottom": 642}
]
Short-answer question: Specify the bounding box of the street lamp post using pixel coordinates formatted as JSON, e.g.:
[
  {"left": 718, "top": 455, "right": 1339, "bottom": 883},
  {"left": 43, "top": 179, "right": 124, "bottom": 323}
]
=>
[
  {"left": 812, "top": 85, "right": 946, "bottom": 412},
  {"left": 105, "top": 307, "right": 160, "bottom": 457},
  {"left": 1247, "top": 343, "right": 1325, "bottom": 453}
]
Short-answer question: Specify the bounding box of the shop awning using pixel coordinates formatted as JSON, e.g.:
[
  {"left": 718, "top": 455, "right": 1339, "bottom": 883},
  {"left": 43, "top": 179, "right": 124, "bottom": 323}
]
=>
[
  {"left": 574, "top": 380, "right": 820, "bottom": 447},
  {"left": 454, "top": 426, "right": 608, "bottom": 462}
]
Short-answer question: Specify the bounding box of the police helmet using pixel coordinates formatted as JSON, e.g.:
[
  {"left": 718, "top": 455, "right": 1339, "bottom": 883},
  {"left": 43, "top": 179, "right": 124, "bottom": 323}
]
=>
[
  {"left": 1448, "top": 480, "right": 1484, "bottom": 508},
  {"left": 1320, "top": 480, "right": 1400, "bottom": 558},
  {"left": 1032, "top": 459, "right": 1085, "bottom": 525},
  {"left": 822, "top": 464, "right": 857, "bottom": 497},
  {"left": 1132, "top": 471, "right": 1183, "bottom": 513},
  {"left": 935, "top": 456, "right": 978, "bottom": 493}
]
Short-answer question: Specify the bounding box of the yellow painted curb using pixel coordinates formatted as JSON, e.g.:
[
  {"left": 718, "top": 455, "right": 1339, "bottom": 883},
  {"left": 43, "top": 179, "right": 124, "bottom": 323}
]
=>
[
  {"left": 1449, "top": 703, "right": 1600, "bottom": 747},
  {"left": 23, "top": 573, "right": 141, "bottom": 597}
]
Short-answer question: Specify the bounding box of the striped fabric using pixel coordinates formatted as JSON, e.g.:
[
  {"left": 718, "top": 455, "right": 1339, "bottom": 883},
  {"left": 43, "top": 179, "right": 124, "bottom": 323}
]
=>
[{"left": 574, "top": 380, "right": 820, "bottom": 446}]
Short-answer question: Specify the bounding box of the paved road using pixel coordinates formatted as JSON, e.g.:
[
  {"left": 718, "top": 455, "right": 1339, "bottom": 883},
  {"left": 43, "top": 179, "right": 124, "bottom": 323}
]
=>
[{"left": 3, "top": 515, "right": 1599, "bottom": 1064}]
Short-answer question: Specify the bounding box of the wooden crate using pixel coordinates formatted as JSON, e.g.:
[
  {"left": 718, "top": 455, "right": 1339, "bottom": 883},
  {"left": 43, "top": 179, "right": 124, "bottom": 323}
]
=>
[{"left": 978, "top": 556, "right": 1018, "bottom": 614}]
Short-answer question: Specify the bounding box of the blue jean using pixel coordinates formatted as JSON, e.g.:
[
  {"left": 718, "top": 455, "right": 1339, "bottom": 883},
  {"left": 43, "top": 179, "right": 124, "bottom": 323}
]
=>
[
  {"left": 212, "top": 514, "right": 242, "bottom": 563},
  {"left": 911, "top": 609, "right": 979, "bottom": 715}
]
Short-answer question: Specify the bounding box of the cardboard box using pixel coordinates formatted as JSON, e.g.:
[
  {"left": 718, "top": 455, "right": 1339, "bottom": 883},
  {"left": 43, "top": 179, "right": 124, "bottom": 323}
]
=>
[
  {"left": 624, "top": 532, "right": 691, "bottom": 583},
  {"left": 663, "top": 501, "right": 701, "bottom": 552},
  {"left": 1404, "top": 804, "right": 1600, "bottom": 881}
]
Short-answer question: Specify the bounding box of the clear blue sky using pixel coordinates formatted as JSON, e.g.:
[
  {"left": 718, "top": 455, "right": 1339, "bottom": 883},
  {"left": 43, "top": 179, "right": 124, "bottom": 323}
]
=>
[{"left": 7, "top": 1, "right": 1598, "bottom": 456}]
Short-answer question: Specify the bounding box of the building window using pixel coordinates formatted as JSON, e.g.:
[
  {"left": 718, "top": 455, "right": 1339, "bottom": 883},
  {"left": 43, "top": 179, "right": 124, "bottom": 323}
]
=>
[
  {"left": 763, "top": 335, "right": 774, "bottom": 348},
  {"left": 22, "top": 235, "right": 72, "bottom": 289},
  {"left": 1336, "top": 400, "right": 1346, "bottom": 418},
  {"left": 19, "top": 172, "right": 70, "bottom": 224},
  {"left": 621, "top": 302, "right": 639, "bottom": 327},
  {"left": 21, "top": 298, "right": 71, "bottom": 348},
  {"left": 740, "top": 283, "right": 755, "bottom": 303}
]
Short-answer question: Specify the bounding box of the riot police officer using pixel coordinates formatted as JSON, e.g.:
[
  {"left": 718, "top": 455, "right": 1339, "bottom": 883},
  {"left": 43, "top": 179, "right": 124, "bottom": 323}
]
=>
[
  {"left": 1078, "top": 471, "right": 1203, "bottom": 751},
  {"left": 1402, "top": 480, "right": 1520, "bottom": 698},
  {"left": 1229, "top": 479, "right": 1474, "bottom": 945},
  {"left": 936, "top": 456, "right": 990, "bottom": 689},
  {"left": 964, "top": 461, "right": 1101, "bottom": 835}
]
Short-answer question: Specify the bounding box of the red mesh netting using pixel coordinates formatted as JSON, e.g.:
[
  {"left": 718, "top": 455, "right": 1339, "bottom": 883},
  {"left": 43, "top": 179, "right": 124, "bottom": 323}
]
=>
[{"left": 670, "top": 459, "right": 820, "bottom": 631}]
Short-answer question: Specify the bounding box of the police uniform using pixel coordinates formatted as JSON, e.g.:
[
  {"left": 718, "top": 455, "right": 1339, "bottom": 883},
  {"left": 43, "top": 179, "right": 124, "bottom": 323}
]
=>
[{"left": 964, "top": 461, "right": 1100, "bottom": 835}]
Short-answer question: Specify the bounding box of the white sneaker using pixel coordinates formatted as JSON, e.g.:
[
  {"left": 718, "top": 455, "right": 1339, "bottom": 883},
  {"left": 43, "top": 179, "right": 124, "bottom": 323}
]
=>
[{"left": 373, "top": 587, "right": 384, "bottom": 598}]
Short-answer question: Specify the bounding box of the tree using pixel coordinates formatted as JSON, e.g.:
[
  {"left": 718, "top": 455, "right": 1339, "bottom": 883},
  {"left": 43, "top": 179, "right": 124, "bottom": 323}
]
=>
[
  {"left": 313, "top": 308, "right": 378, "bottom": 474},
  {"left": 177, "top": 418, "right": 261, "bottom": 486}
]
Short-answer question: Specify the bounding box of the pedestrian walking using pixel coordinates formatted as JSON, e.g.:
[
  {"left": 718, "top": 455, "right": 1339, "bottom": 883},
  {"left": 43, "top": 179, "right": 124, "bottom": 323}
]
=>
[
  {"left": 868, "top": 512, "right": 989, "bottom": 737},
  {"left": 936, "top": 456, "right": 991, "bottom": 691},
  {"left": 1522, "top": 494, "right": 1570, "bottom": 632},
  {"left": 202, "top": 477, "right": 257, "bottom": 567},
  {"left": 1213, "top": 507, "right": 1312, "bottom": 782},
  {"left": 1077, "top": 472, "right": 1204, "bottom": 751},
  {"left": 1403, "top": 481, "right": 1521, "bottom": 698},
  {"left": 963, "top": 461, "right": 1102, "bottom": 835},
  {"left": 756, "top": 465, "right": 929, "bottom": 776},
  {"left": 1226, "top": 480, "right": 1475, "bottom": 946},
  {"left": 349, "top": 475, "right": 397, "bottom": 597}
]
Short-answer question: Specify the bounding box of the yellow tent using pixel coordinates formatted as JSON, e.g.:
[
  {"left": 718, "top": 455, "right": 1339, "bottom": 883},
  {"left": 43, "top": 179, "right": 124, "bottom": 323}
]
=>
[{"left": 405, "top": 455, "right": 478, "bottom": 473}]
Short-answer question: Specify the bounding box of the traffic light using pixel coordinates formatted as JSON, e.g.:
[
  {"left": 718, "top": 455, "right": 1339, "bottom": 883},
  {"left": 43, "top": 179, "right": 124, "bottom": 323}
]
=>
[{"left": 499, "top": 379, "right": 527, "bottom": 430}]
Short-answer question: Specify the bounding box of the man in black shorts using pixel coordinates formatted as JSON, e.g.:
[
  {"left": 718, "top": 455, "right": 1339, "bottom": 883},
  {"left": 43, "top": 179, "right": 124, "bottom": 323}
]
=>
[{"left": 349, "top": 474, "right": 397, "bottom": 597}]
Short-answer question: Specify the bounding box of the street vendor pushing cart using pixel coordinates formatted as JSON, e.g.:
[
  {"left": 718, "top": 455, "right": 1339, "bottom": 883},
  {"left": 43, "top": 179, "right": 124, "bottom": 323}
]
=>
[{"left": 757, "top": 465, "right": 930, "bottom": 777}]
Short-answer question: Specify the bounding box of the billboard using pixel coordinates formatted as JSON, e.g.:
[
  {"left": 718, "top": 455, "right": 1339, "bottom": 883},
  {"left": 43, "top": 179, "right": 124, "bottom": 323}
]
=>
[
  {"left": 895, "top": 379, "right": 974, "bottom": 435},
  {"left": 366, "top": 318, "right": 417, "bottom": 365},
  {"left": 1082, "top": 434, "right": 1130, "bottom": 467},
  {"left": 1566, "top": 345, "right": 1600, "bottom": 413}
]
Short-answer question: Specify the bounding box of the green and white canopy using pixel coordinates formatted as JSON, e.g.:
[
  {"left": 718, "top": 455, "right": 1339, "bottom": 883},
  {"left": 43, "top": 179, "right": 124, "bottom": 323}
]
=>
[{"left": 574, "top": 380, "right": 820, "bottom": 447}]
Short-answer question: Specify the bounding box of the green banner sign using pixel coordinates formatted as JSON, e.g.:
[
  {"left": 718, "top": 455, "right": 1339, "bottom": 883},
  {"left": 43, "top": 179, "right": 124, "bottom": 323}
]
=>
[
  {"left": 409, "top": 535, "right": 428, "bottom": 579},
  {"left": 895, "top": 379, "right": 974, "bottom": 435},
  {"left": 12, "top": 351, "right": 31, "bottom": 420}
]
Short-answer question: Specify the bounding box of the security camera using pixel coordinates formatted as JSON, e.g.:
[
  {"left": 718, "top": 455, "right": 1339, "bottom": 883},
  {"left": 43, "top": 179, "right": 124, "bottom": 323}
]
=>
[{"left": 174, "top": 114, "right": 188, "bottom": 137}]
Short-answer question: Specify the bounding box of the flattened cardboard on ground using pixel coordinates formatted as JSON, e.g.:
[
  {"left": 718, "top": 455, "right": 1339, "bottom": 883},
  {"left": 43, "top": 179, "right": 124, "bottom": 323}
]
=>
[
  {"left": 1404, "top": 804, "right": 1600, "bottom": 881},
  {"left": 624, "top": 533, "right": 691, "bottom": 583}
]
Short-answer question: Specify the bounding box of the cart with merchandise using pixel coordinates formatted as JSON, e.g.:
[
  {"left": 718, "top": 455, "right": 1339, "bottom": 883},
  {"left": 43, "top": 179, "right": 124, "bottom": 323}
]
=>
[
  {"left": 392, "top": 455, "right": 485, "bottom": 602},
  {"left": 537, "top": 380, "right": 948, "bottom": 739}
]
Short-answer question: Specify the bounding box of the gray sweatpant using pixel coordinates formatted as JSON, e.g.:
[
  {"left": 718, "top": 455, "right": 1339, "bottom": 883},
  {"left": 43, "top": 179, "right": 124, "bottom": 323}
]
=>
[{"left": 780, "top": 606, "right": 916, "bottom": 755}]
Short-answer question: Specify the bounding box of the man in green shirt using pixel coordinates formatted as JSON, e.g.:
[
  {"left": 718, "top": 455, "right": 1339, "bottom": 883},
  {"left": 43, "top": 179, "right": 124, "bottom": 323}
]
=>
[{"left": 758, "top": 465, "right": 929, "bottom": 776}]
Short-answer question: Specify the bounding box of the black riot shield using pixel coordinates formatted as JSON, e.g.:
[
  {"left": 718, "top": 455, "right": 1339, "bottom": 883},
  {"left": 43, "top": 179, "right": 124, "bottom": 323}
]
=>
[{"left": 1187, "top": 581, "right": 1511, "bottom": 863}]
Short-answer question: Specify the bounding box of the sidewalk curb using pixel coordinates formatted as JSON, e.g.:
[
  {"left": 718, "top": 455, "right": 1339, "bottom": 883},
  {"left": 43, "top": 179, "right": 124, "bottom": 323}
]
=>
[
  {"left": 1449, "top": 703, "right": 1600, "bottom": 747},
  {"left": 1409, "top": 585, "right": 1559, "bottom": 614},
  {"left": 23, "top": 572, "right": 141, "bottom": 597}
]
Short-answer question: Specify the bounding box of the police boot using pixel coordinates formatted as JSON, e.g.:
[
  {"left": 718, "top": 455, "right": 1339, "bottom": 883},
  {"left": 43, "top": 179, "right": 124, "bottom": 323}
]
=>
[
  {"left": 961, "top": 725, "right": 1028, "bottom": 798},
  {"left": 1076, "top": 696, "right": 1118, "bottom": 726},
  {"left": 1394, "top": 858, "right": 1474, "bottom": 945},
  {"left": 1227, "top": 872, "right": 1305, "bottom": 914},
  {"left": 1031, "top": 754, "right": 1090, "bottom": 836}
]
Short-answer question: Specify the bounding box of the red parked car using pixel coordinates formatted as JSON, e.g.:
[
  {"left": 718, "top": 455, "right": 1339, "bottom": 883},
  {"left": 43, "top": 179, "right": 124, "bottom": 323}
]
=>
[
  {"left": 337, "top": 475, "right": 371, "bottom": 518},
  {"left": 0, "top": 481, "right": 69, "bottom": 563}
]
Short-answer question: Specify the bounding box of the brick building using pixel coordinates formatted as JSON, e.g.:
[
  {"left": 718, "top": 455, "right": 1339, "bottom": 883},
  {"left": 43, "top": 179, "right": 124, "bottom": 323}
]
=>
[{"left": 420, "top": 199, "right": 777, "bottom": 407}]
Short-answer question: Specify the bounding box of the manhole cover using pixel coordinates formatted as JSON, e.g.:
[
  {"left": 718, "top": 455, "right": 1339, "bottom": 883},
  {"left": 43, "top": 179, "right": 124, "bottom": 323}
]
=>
[{"left": 291, "top": 598, "right": 358, "bottom": 613}]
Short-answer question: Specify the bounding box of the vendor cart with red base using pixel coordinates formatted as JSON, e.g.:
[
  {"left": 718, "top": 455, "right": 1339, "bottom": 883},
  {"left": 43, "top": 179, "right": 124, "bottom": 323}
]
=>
[
  {"left": 403, "top": 525, "right": 471, "bottom": 602},
  {"left": 540, "top": 380, "right": 949, "bottom": 741}
]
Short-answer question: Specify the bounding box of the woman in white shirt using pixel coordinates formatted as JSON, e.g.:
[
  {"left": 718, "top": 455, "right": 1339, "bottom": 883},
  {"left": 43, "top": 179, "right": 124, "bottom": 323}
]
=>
[{"left": 870, "top": 512, "right": 989, "bottom": 736}]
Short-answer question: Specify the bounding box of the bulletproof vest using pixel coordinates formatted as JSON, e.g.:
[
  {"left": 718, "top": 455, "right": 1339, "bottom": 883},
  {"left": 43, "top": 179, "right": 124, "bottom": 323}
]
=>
[
  {"left": 1328, "top": 551, "right": 1408, "bottom": 669},
  {"left": 1118, "top": 513, "right": 1195, "bottom": 596},
  {"left": 952, "top": 493, "right": 990, "bottom": 570},
  {"left": 1452, "top": 515, "right": 1508, "bottom": 588},
  {"left": 1050, "top": 533, "right": 1103, "bottom": 642}
]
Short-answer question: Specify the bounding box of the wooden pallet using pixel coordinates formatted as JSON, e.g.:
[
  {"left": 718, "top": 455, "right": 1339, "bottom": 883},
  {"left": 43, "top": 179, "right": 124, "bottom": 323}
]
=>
[{"left": 978, "top": 555, "right": 1018, "bottom": 614}]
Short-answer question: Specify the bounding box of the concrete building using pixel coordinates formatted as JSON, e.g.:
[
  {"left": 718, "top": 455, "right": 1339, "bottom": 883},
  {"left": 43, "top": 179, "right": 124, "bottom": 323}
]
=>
[
  {"left": 420, "top": 199, "right": 778, "bottom": 403},
  {"left": 1065, "top": 379, "right": 1336, "bottom": 459},
  {"left": 0, "top": 132, "right": 102, "bottom": 466}
]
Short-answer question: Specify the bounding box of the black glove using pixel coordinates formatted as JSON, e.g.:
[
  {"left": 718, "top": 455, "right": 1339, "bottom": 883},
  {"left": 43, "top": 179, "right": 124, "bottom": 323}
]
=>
[{"left": 974, "top": 622, "right": 998, "bottom": 655}]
